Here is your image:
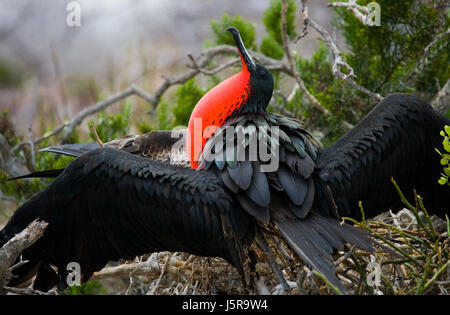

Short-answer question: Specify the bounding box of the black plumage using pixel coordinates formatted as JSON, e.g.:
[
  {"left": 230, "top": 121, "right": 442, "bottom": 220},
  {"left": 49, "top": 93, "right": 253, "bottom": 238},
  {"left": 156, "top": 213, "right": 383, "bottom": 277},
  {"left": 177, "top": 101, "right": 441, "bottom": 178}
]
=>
[
  {"left": 1, "top": 148, "right": 255, "bottom": 290},
  {"left": 1, "top": 26, "right": 448, "bottom": 293}
]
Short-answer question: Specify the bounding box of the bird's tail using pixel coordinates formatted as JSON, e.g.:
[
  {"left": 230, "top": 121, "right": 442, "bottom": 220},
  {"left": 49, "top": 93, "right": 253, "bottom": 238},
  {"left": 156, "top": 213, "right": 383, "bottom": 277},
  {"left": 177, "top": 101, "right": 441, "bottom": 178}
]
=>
[
  {"left": 271, "top": 206, "right": 376, "bottom": 293},
  {"left": 7, "top": 142, "right": 98, "bottom": 181}
]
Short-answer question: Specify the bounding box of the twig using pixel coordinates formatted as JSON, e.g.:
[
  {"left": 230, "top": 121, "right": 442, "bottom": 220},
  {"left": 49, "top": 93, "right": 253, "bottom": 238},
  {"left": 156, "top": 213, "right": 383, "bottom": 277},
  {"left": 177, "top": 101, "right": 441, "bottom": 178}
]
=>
[
  {"left": 0, "top": 188, "right": 16, "bottom": 203},
  {"left": 147, "top": 253, "right": 173, "bottom": 295},
  {"left": 12, "top": 46, "right": 290, "bottom": 151},
  {"left": 0, "top": 220, "right": 48, "bottom": 292},
  {"left": 431, "top": 77, "right": 450, "bottom": 114},
  {"left": 272, "top": 90, "right": 299, "bottom": 118},
  {"left": 281, "top": 0, "right": 354, "bottom": 131},
  {"left": 0, "top": 134, "right": 28, "bottom": 178},
  {"left": 296, "top": 0, "right": 383, "bottom": 101},
  {"left": 406, "top": 28, "right": 449, "bottom": 83},
  {"left": 281, "top": 0, "right": 329, "bottom": 115},
  {"left": 90, "top": 256, "right": 178, "bottom": 281},
  {"left": 28, "top": 127, "right": 35, "bottom": 167},
  {"left": 327, "top": 1, "right": 370, "bottom": 25},
  {"left": 187, "top": 54, "right": 240, "bottom": 75},
  {"left": 255, "top": 229, "right": 290, "bottom": 292},
  {"left": 254, "top": 276, "right": 271, "bottom": 295},
  {"left": 3, "top": 285, "right": 57, "bottom": 295},
  {"left": 88, "top": 123, "right": 104, "bottom": 147}
]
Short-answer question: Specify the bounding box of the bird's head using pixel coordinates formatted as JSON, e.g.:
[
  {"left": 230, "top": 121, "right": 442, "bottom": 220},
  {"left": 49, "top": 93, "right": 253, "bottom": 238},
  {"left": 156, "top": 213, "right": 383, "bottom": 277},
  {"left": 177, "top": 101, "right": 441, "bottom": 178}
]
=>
[
  {"left": 225, "top": 26, "right": 274, "bottom": 113},
  {"left": 187, "top": 26, "right": 274, "bottom": 169}
]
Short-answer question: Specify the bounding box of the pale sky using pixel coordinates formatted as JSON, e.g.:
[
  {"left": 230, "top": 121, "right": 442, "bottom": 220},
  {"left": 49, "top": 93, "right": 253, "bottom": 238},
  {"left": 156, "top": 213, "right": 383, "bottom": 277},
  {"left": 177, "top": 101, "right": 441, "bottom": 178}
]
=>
[{"left": 0, "top": 0, "right": 335, "bottom": 79}]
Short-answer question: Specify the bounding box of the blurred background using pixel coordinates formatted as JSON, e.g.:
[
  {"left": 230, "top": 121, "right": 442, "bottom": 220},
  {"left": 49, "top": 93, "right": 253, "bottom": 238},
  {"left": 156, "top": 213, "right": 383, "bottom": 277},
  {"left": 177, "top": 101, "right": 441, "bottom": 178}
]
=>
[{"left": 0, "top": 0, "right": 338, "bottom": 136}]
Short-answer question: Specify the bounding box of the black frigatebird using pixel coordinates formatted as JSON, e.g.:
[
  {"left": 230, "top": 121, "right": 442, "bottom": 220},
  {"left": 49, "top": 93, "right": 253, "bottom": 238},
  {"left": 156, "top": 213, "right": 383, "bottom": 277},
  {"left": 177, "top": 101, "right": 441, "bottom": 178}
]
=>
[{"left": 1, "top": 27, "right": 448, "bottom": 293}]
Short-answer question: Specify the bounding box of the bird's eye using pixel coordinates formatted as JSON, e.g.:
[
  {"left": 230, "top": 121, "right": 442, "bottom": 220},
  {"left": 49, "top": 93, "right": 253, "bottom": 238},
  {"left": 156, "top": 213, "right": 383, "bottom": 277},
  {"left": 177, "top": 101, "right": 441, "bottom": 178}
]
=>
[{"left": 259, "top": 70, "right": 266, "bottom": 77}]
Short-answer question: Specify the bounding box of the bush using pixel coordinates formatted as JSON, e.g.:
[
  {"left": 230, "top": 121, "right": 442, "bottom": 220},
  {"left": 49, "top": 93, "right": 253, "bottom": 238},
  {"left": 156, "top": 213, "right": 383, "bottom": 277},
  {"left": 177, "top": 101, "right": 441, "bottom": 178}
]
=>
[{"left": 437, "top": 125, "right": 450, "bottom": 186}]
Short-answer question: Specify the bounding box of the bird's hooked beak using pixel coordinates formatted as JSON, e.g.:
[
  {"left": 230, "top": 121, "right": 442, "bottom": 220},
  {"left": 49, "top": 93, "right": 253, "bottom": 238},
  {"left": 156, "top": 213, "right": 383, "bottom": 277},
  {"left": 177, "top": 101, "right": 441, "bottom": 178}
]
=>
[{"left": 227, "top": 26, "right": 256, "bottom": 73}]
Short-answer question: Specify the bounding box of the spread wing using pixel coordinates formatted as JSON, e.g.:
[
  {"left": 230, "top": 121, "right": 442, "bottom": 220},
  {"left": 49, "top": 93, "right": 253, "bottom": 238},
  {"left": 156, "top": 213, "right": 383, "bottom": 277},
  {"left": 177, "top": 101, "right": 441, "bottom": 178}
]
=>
[
  {"left": 316, "top": 93, "right": 449, "bottom": 219},
  {"left": 1, "top": 147, "right": 254, "bottom": 290}
]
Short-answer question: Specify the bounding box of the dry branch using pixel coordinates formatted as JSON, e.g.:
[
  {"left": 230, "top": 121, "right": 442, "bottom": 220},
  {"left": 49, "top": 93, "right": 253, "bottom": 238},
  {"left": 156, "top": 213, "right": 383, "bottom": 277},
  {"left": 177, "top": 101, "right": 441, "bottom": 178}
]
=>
[
  {"left": 327, "top": 1, "right": 370, "bottom": 25},
  {"left": 0, "top": 134, "right": 28, "bottom": 178},
  {"left": 10, "top": 45, "right": 290, "bottom": 154},
  {"left": 0, "top": 220, "right": 48, "bottom": 293},
  {"left": 297, "top": 0, "right": 383, "bottom": 101},
  {"left": 281, "top": 0, "right": 329, "bottom": 115},
  {"left": 432, "top": 77, "right": 450, "bottom": 114},
  {"left": 90, "top": 255, "right": 179, "bottom": 282},
  {"left": 412, "top": 28, "right": 449, "bottom": 81},
  {"left": 281, "top": 0, "right": 353, "bottom": 131},
  {"left": 2, "top": 285, "right": 57, "bottom": 295}
]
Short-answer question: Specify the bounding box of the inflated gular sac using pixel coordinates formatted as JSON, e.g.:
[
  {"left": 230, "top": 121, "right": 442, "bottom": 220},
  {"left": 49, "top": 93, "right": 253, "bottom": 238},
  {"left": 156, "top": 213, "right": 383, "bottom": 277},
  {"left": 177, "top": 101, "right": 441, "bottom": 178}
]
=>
[{"left": 277, "top": 163, "right": 308, "bottom": 206}]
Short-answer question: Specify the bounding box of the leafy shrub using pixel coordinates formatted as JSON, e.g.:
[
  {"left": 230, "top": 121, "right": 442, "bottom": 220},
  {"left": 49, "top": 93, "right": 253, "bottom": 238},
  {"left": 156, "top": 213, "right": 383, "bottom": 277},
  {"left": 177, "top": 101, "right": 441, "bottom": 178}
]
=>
[{"left": 437, "top": 125, "right": 450, "bottom": 186}]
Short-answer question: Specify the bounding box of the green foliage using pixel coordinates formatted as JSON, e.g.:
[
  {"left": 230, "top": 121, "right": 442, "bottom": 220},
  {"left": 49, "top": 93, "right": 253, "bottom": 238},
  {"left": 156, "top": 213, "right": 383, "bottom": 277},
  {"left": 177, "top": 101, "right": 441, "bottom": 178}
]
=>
[
  {"left": 263, "top": 0, "right": 297, "bottom": 42},
  {"left": 333, "top": 0, "right": 449, "bottom": 99},
  {"left": 260, "top": 35, "right": 285, "bottom": 60},
  {"left": 437, "top": 125, "right": 450, "bottom": 186},
  {"left": 89, "top": 100, "right": 131, "bottom": 142},
  {"left": 61, "top": 281, "right": 107, "bottom": 295},
  {"left": 260, "top": 0, "right": 297, "bottom": 60},
  {"left": 138, "top": 121, "right": 152, "bottom": 134},
  {"left": 156, "top": 100, "right": 174, "bottom": 130},
  {"left": 0, "top": 103, "right": 133, "bottom": 206},
  {"left": 287, "top": 42, "right": 364, "bottom": 145},
  {"left": 210, "top": 14, "right": 256, "bottom": 49},
  {"left": 0, "top": 171, "right": 45, "bottom": 205},
  {"left": 173, "top": 78, "right": 206, "bottom": 127},
  {"left": 276, "top": 0, "right": 449, "bottom": 146}
]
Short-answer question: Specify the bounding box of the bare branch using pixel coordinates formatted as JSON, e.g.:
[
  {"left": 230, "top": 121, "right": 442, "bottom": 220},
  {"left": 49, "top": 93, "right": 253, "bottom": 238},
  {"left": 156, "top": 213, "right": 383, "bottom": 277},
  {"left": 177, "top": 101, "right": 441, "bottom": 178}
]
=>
[
  {"left": 404, "top": 28, "right": 450, "bottom": 84},
  {"left": 0, "top": 188, "right": 16, "bottom": 203},
  {"left": 0, "top": 134, "right": 28, "bottom": 178},
  {"left": 0, "top": 220, "right": 48, "bottom": 292},
  {"left": 28, "top": 127, "right": 35, "bottom": 167},
  {"left": 7, "top": 44, "right": 290, "bottom": 158},
  {"left": 90, "top": 255, "right": 179, "bottom": 281},
  {"left": 431, "top": 77, "right": 450, "bottom": 114},
  {"left": 297, "top": 0, "right": 383, "bottom": 101},
  {"left": 187, "top": 54, "right": 240, "bottom": 75},
  {"left": 30, "top": 85, "right": 155, "bottom": 143},
  {"left": 281, "top": 0, "right": 329, "bottom": 115},
  {"left": 327, "top": 0, "right": 370, "bottom": 25},
  {"left": 2, "top": 285, "right": 57, "bottom": 295},
  {"left": 272, "top": 90, "right": 298, "bottom": 118}
]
